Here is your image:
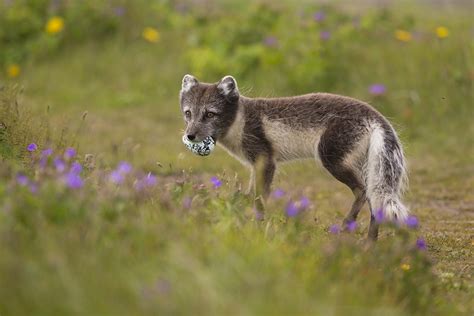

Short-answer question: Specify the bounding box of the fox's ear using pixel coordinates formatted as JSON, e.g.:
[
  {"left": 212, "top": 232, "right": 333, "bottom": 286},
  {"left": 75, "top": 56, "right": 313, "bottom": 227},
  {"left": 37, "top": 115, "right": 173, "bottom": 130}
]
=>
[
  {"left": 217, "top": 75, "right": 239, "bottom": 100},
  {"left": 182, "top": 74, "right": 198, "bottom": 92}
]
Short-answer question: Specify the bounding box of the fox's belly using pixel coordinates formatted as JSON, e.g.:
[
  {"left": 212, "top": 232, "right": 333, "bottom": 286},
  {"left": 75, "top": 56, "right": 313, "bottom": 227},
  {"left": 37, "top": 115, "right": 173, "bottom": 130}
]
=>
[
  {"left": 270, "top": 134, "right": 321, "bottom": 162},
  {"left": 262, "top": 117, "right": 324, "bottom": 162}
]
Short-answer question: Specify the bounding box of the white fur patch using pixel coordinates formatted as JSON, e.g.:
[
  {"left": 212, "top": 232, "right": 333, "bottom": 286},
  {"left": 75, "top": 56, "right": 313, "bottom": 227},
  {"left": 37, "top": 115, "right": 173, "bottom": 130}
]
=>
[
  {"left": 342, "top": 133, "right": 370, "bottom": 180},
  {"left": 262, "top": 117, "right": 324, "bottom": 162},
  {"left": 366, "top": 125, "right": 385, "bottom": 200},
  {"left": 218, "top": 107, "right": 249, "bottom": 166},
  {"left": 366, "top": 123, "right": 408, "bottom": 221}
]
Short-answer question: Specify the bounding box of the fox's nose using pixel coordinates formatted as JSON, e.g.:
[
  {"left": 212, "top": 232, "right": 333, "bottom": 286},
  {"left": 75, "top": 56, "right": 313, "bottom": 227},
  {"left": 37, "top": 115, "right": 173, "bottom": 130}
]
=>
[{"left": 187, "top": 134, "right": 196, "bottom": 141}]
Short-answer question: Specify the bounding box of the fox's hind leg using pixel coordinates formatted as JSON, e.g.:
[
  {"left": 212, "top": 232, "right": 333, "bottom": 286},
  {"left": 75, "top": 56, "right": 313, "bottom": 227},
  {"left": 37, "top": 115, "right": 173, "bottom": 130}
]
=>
[
  {"left": 317, "top": 121, "right": 368, "bottom": 231},
  {"left": 318, "top": 152, "right": 367, "bottom": 231},
  {"left": 342, "top": 188, "right": 366, "bottom": 227},
  {"left": 367, "top": 202, "right": 379, "bottom": 240}
]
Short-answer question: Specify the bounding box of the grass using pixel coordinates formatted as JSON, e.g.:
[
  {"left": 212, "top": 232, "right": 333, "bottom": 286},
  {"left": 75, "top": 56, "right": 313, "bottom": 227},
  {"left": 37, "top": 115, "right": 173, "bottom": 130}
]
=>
[{"left": 0, "top": 1, "right": 473, "bottom": 315}]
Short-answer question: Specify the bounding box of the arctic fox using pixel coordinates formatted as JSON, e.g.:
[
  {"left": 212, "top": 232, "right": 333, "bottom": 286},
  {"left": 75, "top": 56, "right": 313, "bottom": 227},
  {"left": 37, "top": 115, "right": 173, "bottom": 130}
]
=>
[{"left": 180, "top": 74, "right": 408, "bottom": 240}]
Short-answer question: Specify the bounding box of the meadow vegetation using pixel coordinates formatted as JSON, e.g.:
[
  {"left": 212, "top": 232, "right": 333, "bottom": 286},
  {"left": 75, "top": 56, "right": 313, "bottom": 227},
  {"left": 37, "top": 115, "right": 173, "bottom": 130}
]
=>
[{"left": 0, "top": 0, "right": 472, "bottom": 315}]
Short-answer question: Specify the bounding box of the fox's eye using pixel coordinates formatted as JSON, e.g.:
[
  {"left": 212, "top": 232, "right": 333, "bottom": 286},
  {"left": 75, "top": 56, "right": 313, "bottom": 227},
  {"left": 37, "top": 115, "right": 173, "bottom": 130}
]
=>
[
  {"left": 184, "top": 110, "right": 191, "bottom": 118},
  {"left": 205, "top": 112, "right": 215, "bottom": 118}
]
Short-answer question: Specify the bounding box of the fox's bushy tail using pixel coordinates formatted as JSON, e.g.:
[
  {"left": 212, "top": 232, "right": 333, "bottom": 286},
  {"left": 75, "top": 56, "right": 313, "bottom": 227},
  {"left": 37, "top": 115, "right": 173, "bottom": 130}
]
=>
[{"left": 366, "top": 123, "right": 408, "bottom": 221}]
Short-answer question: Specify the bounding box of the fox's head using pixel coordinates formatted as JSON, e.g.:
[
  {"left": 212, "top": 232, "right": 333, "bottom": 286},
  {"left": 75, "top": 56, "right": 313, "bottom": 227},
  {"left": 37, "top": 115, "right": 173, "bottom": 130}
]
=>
[{"left": 179, "top": 74, "right": 239, "bottom": 143}]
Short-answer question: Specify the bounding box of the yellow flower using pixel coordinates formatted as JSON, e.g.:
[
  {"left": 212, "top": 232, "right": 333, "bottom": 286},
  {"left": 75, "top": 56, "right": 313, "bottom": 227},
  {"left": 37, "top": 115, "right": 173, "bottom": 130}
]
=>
[
  {"left": 6, "top": 64, "right": 21, "bottom": 78},
  {"left": 142, "top": 27, "right": 160, "bottom": 43},
  {"left": 45, "top": 16, "right": 64, "bottom": 34},
  {"left": 394, "top": 30, "right": 412, "bottom": 42},
  {"left": 436, "top": 26, "right": 449, "bottom": 39},
  {"left": 400, "top": 263, "right": 411, "bottom": 271}
]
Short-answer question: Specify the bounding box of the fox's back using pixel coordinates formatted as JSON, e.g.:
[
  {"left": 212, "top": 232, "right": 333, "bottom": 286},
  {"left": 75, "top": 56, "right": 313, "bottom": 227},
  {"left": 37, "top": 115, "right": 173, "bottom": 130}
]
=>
[
  {"left": 243, "top": 93, "right": 383, "bottom": 127},
  {"left": 240, "top": 93, "right": 396, "bottom": 163}
]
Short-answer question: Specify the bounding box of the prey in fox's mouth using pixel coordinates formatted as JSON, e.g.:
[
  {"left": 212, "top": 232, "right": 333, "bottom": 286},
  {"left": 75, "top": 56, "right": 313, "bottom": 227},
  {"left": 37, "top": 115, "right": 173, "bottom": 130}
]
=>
[{"left": 181, "top": 134, "right": 215, "bottom": 156}]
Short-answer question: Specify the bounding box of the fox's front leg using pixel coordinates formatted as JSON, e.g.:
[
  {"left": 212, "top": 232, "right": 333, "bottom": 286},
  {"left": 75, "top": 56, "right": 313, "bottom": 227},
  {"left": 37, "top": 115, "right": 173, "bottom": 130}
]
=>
[
  {"left": 246, "top": 167, "right": 256, "bottom": 195},
  {"left": 253, "top": 157, "right": 276, "bottom": 215},
  {"left": 261, "top": 160, "right": 276, "bottom": 199}
]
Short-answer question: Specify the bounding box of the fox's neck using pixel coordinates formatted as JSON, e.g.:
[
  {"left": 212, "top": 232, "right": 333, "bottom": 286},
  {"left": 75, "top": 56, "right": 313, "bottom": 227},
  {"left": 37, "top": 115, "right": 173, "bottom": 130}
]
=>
[{"left": 218, "top": 99, "right": 249, "bottom": 164}]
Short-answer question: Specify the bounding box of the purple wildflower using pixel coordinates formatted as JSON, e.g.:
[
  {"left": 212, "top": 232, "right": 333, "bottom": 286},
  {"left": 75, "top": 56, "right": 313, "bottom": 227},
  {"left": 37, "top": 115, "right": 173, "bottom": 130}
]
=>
[
  {"left": 27, "top": 143, "right": 38, "bottom": 152},
  {"left": 54, "top": 158, "right": 66, "bottom": 173},
  {"left": 286, "top": 201, "right": 299, "bottom": 217},
  {"left": 39, "top": 148, "right": 52, "bottom": 168},
  {"left": 112, "top": 6, "right": 125, "bottom": 16},
  {"left": 64, "top": 147, "right": 76, "bottom": 159},
  {"left": 406, "top": 215, "right": 419, "bottom": 229},
  {"left": 416, "top": 237, "right": 427, "bottom": 251},
  {"left": 182, "top": 196, "right": 192, "bottom": 209},
  {"left": 65, "top": 172, "right": 83, "bottom": 189},
  {"left": 346, "top": 220, "right": 357, "bottom": 232},
  {"left": 369, "top": 84, "right": 387, "bottom": 96},
  {"left": 42, "top": 148, "right": 53, "bottom": 157},
  {"left": 210, "top": 176, "right": 222, "bottom": 188},
  {"left": 329, "top": 224, "right": 341, "bottom": 234},
  {"left": 29, "top": 183, "right": 39, "bottom": 193},
  {"left": 263, "top": 36, "right": 278, "bottom": 47},
  {"left": 109, "top": 170, "right": 124, "bottom": 184},
  {"left": 70, "top": 162, "right": 82, "bottom": 175},
  {"left": 39, "top": 157, "right": 48, "bottom": 169},
  {"left": 135, "top": 173, "right": 158, "bottom": 191},
  {"left": 299, "top": 196, "right": 310, "bottom": 209},
  {"left": 16, "top": 174, "right": 29, "bottom": 186},
  {"left": 320, "top": 31, "right": 331, "bottom": 40},
  {"left": 117, "top": 161, "right": 132, "bottom": 175},
  {"left": 313, "top": 11, "right": 325, "bottom": 22},
  {"left": 272, "top": 188, "right": 285, "bottom": 199},
  {"left": 144, "top": 173, "right": 157, "bottom": 186},
  {"left": 374, "top": 208, "right": 385, "bottom": 223},
  {"left": 286, "top": 196, "right": 311, "bottom": 217}
]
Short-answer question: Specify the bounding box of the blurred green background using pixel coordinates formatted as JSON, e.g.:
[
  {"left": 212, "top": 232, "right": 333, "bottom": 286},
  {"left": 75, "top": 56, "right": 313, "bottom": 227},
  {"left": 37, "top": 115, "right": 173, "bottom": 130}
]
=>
[
  {"left": 1, "top": 0, "right": 472, "bottom": 165},
  {"left": 0, "top": 0, "right": 473, "bottom": 315}
]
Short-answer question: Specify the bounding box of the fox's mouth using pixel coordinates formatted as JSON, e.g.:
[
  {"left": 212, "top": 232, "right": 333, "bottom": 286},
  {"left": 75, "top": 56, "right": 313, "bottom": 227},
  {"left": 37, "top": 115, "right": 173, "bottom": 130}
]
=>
[{"left": 186, "top": 135, "right": 215, "bottom": 144}]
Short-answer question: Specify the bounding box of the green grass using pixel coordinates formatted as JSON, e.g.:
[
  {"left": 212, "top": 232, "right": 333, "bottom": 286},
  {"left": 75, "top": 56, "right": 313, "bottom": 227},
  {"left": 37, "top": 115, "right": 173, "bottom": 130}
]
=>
[{"left": 0, "top": 1, "right": 473, "bottom": 315}]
